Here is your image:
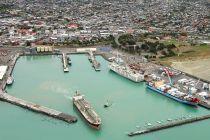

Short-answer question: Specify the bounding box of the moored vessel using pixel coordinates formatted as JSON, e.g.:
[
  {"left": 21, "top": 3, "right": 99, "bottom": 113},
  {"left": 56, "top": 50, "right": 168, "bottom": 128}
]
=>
[
  {"left": 146, "top": 80, "right": 199, "bottom": 106},
  {"left": 109, "top": 61, "right": 144, "bottom": 82},
  {"left": 92, "top": 60, "right": 101, "bottom": 71},
  {"left": 67, "top": 56, "right": 72, "bottom": 65},
  {"left": 72, "top": 91, "right": 101, "bottom": 129},
  {"left": 6, "top": 76, "right": 14, "bottom": 85}
]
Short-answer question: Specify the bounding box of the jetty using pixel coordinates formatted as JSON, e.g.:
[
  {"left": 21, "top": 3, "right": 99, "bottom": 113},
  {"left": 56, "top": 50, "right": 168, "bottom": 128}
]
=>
[
  {"left": 88, "top": 51, "right": 100, "bottom": 71},
  {"left": 128, "top": 114, "right": 210, "bottom": 136},
  {"left": 62, "top": 53, "right": 69, "bottom": 72},
  {"left": 0, "top": 53, "right": 20, "bottom": 90},
  {"left": 198, "top": 99, "right": 210, "bottom": 109},
  {"left": 0, "top": 91, "right": 77, "bottom": 123}
]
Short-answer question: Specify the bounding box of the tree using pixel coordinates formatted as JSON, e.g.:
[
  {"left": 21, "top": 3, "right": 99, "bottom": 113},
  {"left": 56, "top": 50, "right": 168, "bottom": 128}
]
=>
[
  {"left": 26, "top": 41, "right": 31, "bottom": 46},
  {"left": 118, "top": 34, "right": 136, "bottom": 45}
]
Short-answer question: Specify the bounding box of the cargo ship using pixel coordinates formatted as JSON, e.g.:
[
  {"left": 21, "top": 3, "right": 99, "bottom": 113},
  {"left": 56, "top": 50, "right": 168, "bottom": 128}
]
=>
[
  {"left": 109, "top": 61, "right": 144, "bottom": 82},
  {"left": 146, "top": 80, "right": 199, "bottom": 106},
  {"left": 73, "top": 91, "right": 101, "bottom": 129}
]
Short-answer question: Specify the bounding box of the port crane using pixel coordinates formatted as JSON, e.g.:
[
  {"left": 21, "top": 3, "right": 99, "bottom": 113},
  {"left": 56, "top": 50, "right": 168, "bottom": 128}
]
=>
[{"left": 163, "top": 68, "right": 173, "bottom": 86}]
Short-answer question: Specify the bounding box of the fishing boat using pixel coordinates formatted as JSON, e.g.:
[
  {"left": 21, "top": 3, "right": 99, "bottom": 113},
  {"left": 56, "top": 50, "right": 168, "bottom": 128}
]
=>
[
  {"left": 67, "top": 57, "right": 72, "bottom": 65},
  {"left": 6, "top": 76, "right": 14, "bottom": 85}
]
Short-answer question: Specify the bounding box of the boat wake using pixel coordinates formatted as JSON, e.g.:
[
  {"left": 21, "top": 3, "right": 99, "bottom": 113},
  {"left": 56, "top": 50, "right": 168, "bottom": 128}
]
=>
[{"left": 64, "top": 95, "right": 72, "bottom": 100}]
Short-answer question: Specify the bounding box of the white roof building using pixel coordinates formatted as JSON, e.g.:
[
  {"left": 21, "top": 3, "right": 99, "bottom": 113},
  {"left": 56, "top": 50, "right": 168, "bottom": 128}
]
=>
[{"left": 0, "top": 66, "right": 8, "bottom": 80}]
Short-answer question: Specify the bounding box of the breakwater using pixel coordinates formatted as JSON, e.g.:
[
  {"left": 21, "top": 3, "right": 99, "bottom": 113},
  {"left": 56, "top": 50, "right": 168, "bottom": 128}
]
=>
[
  {"left": 0, "top": 91, "right": 77, "bottom": 123},
  {"left": 128, "top": 114, "right": 210, "bottom": 136}
]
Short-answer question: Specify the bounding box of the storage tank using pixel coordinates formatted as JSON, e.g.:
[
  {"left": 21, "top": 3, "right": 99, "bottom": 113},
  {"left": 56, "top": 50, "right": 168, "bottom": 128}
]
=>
[
  {"left": 41, "top": 47, "right": 45, "bottom": 52},
  {"left": 49, "top": 47, "right": 53, "bottom": 52},
  {"left": 45, "top": 47, "right": 49, "bottom": 52},
  {"left": 36, "top": 47, "right": 41, "bottom": 52}
]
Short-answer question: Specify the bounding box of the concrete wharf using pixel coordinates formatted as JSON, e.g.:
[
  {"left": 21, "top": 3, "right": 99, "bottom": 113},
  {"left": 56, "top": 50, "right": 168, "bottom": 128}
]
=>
[
  {"left": 128, "top": 114, "right": 210, "bottom": 137},
  {"left": 1, "top": 53, "right": 20, "bottom": 90},
  {"left": 198, "top": 98, "right": 210, "bottom": 109},
  {"left": 62, "top": 53, "right": 69, "bottom": 72},
  {"left": 0, "top": 91, "right": 77, "bottom": 123},
  {"left": 88, "top": 51, "right": 100, "bottom": 71}
]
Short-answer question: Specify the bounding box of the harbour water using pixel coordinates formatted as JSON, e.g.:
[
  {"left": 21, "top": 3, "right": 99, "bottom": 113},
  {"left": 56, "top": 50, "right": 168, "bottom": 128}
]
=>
[{"left": 2, "top": 55, "right": 210, "bottom": 140}]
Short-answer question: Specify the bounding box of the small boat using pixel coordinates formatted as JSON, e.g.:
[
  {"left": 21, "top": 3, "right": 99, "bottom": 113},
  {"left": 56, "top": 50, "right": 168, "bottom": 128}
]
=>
[
  {"left": 157, "top": 121, "right": 162, "bottom": 124},
  {"left": 167, "top": 118, "right": 172, "bottom": 121},
  {"left": 7, "top": 76, "right": 14, "bottom": 85},
  {"left": 88, "top": 56, "right": 92, "bottom": 62},
  {"left": 147, "top": 123, "right": 152, "bottom": 126},
  {"left": 104, "top": 100, "right": 112, "bottom": 108},
  {"left": 69, "top": 61, "right": 72, "bottom": 65},
  {"left": 67, "top": 57, "right": 72, "bottom": 65}
]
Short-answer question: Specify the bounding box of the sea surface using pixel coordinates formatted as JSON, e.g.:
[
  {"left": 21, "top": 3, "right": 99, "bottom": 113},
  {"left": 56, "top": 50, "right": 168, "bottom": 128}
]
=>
[{"left": 2, "top": 55, "right": 210, "bottom": 140}]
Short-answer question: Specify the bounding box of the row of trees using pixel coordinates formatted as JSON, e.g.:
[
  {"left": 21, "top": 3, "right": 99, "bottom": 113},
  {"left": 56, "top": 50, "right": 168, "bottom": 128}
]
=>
[
  {"left": 118, "top": 34, "right": 136, "bottom": 45},
  {"left": 115, "top": 34, "right": 177, "bottom": 58}
]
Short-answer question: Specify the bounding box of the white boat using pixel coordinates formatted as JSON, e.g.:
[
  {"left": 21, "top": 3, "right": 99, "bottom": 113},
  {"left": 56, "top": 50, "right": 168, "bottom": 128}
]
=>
[
  {"left": 7, "top": 76, "right": 14, "bottom": 85},
  {"left": 109, "top": 62, "right": 144, "bottom": 82}
]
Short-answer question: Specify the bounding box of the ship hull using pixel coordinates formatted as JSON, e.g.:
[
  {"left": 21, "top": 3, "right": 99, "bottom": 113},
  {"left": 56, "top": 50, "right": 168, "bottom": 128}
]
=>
[
  {"left": 109, "top": 64, "right": 144, "bottom": 83},
  {"left": 146, "top": 84, "right": 198, "bottom": 106},
  {"left": 73, "top": 102, "right": 101, "bottom": 129}
]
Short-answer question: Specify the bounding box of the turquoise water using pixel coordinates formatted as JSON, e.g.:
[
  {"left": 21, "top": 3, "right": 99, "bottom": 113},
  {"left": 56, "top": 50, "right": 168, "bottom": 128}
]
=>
[{"left": 2, "top": 55, "right": 210, "bottom": 140}]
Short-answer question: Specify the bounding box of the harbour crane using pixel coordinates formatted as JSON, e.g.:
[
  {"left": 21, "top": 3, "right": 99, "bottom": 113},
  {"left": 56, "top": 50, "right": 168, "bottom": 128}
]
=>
[{"left": 163, "top": 68, "right": 173, "bottom": 86}]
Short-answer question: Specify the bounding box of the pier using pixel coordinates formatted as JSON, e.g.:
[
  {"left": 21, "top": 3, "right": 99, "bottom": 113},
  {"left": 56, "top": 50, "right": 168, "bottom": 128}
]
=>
[
  {"left": 88, "top": 51, "right": 100, "bottom": 71},
  {"left": 128, "top": 114, "right": 210, "bottom": 136},
  {"left": 198, "top": 99, "right": 210, "bottom": 109},
  {"left": 0, "top": 91, "right": 77, "bottom": 123},
  {"left": 0, "top": 53, "right": 20, "bottom": 90},
  {"left": 62, "top": 53, "right": 69, "bottom": 72}
]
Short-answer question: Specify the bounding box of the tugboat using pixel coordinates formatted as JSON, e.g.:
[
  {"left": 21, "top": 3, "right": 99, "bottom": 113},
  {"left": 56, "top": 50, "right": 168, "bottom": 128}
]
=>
[
  {"left": 104, "top": 100, "right": 112, "bottom": 108},
  {"left": 6, "top": 76, "right": 14, "bottom": 85},
  {"left": 73, "top": 91, "right": 101, "bottom": 129}
]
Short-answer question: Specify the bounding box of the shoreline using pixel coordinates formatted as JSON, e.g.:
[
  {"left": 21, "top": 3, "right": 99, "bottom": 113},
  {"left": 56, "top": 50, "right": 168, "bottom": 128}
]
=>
[
  {"left": 0, "top": 50, "right": 78, "bottom": 124},
  {"left": 0, "top": 47, "right": 210, "bottom": 135}
]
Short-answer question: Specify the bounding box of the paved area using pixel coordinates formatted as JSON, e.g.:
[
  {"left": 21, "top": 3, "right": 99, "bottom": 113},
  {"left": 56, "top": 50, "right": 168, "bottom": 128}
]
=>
[{"left": 172, "top": 59, "right": 210, "bottom": 81}]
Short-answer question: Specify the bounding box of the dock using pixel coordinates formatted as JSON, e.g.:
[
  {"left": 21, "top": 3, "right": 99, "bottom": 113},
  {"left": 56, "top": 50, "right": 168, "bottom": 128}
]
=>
[
  {"left": 198, "top": 99, "right": 210, "bottom": 109},
  {"left": 0, "top": 53, "right": 20, "bottom": 90},
  {"left": 62, "top": 53, "right": 69, "bottom": 72},
  {"left": 0, "top": 91, "right": 77, "bottom": 123},
  {"left": 128, "top": 114, "right": 210, "bottom": 136},
  {"left": 88, "top": 51, "right": 101, "bottom": 71}
]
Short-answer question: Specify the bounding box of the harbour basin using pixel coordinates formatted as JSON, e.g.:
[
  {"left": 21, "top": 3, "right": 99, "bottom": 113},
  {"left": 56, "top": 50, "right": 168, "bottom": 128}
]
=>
[{"left": 3, "top": 55, "right": 210, "bottom": 140}]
